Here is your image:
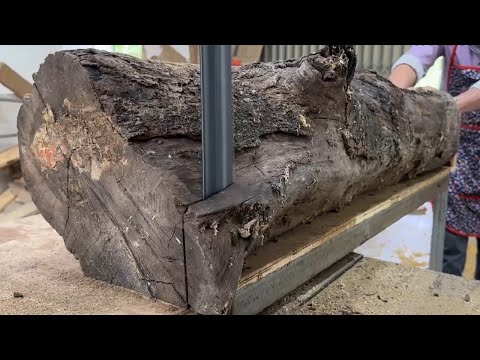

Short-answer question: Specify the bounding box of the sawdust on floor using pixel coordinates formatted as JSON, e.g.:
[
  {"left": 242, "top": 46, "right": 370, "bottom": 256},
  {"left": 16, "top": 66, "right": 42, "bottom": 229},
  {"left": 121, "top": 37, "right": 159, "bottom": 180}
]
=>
[
  {"left": 394, "top": 248, "right": 429, "bottom": 268},
  {"left": 0, "top": 215, "right": 184, "bottom": 315},
  {"left": 270, "top": 257, "right": 480, "bottom": 315}
]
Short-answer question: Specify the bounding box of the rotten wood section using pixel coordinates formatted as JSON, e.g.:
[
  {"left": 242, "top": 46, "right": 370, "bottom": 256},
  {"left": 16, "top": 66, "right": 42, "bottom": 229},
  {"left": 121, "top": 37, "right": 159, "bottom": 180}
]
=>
[{"left": 17, "top": 46, "right": 460, "bottom": 314}]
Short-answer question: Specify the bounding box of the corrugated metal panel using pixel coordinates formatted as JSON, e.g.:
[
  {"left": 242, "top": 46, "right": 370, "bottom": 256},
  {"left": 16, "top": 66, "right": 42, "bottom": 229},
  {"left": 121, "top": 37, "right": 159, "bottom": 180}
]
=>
[{"left": 262, "top": 45, "right": 411, "bottom": 78}]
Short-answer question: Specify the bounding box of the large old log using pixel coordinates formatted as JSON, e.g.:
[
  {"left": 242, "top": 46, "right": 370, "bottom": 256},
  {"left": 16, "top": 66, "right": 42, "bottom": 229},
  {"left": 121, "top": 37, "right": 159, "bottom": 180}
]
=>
[{"left": 17, "top": 46, "right": 460, "bottom": 314}]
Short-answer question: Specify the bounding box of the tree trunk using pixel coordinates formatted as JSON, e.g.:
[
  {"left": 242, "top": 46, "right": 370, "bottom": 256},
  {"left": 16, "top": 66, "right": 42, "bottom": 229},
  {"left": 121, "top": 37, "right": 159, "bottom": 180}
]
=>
[{"left": 17, "top": 46, "right": 460, "bottom": 314}]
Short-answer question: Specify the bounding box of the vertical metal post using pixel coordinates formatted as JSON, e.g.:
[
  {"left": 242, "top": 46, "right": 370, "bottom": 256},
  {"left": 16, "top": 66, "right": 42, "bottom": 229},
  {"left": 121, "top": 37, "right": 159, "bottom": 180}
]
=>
[
  {"left": 430, "top": 180, "right": 448, "bottom": 271},
  {"left": 201, "top": 45, "right": 233, "bottom": 200}
]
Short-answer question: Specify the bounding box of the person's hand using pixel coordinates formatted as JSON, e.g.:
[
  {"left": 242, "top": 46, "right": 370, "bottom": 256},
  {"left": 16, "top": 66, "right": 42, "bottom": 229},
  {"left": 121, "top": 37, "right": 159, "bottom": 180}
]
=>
[{"left": 454, "top": 88, "right": 480, "bottom": 115}]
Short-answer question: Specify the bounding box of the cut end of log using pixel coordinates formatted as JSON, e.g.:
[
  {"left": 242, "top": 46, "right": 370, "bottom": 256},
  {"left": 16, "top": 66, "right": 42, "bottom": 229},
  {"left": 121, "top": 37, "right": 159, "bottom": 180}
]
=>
[{"left": 17, "top": 47, "right": 460, "bottom": 314}]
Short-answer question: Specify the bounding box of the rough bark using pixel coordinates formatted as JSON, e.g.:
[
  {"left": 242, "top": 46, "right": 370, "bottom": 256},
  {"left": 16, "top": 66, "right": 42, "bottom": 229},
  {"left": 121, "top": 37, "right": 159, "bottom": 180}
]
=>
[{"left": 17, "top": 46, "right": 460, "bottom": 314}]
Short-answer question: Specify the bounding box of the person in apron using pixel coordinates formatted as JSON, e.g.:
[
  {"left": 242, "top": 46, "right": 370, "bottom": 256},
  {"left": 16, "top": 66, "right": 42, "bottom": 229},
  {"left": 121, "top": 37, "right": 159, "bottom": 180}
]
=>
[{"left": 389, "top": 45, "right": 480, "bottom": 278}]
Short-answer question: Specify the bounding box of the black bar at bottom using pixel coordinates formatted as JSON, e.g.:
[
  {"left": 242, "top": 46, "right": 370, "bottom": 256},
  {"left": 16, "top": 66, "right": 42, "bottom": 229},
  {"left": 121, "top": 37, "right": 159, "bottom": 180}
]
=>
[{"left": 201, "top": 45, "right": 233, "bottom": 200}]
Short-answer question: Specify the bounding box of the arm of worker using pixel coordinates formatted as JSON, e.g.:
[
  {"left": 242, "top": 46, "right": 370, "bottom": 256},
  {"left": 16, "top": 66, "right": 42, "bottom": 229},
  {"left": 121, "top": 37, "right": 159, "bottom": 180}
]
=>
[
  {"left": 388, "top": 45, "right": 445, "bottom": 89},
  {"left": 456, "top": 82, "right": 480, "bottom": 114}
]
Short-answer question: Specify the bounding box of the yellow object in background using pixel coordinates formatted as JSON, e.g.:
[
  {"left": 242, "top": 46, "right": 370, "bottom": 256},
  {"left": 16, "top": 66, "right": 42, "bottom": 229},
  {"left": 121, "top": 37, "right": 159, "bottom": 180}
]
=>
[{"left": 463, "top": 237, "right": 477, "bottom": 279}]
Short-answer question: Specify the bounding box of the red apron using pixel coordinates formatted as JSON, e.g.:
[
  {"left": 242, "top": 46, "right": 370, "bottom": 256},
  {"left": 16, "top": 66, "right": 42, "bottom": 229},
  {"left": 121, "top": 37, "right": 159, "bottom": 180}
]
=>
[{"left": 445, "top": 45, "right": 480, "bottom": 237}]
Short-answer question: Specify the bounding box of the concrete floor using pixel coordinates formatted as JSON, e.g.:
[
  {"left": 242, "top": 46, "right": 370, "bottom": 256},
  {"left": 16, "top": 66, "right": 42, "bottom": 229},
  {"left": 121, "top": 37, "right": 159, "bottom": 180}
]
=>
[
  {"left": 0, "top": 215, "right": 183, "bottom": 315},
  {"left": 355, "top": 202, "right": 477, "bottom": 279},
  {"left": 355, "top": 202, "right": 433, "bottom": 270}
]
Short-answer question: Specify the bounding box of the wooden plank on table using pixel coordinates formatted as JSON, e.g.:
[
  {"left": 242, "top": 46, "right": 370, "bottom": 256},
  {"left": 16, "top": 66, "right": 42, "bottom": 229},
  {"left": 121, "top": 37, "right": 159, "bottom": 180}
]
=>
[
  {"left": 0, "top": 189, "right": 16, "bottom": 212},
  {"left": 0, "top": 63, "right": 33, "bottom": 99},
  {"left": 0, "top": 146, "right": 20, "bottom": 169},
  {"left": 232, "top": 167, "right": 451, "bottom": 315}
]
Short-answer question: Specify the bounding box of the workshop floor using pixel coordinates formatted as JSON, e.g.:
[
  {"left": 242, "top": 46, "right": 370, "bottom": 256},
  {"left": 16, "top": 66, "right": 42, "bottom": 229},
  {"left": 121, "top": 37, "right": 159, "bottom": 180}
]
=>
[
  {"left": 270, "top": 257, "right": 480, "bottom": 315},
  {"left": 355, "top": 202, "right": 433, "bottom": 269},
  {"left": 355, "top": 202, "right": 477, "bottom": 279},
  {"left": 0, "top": 215, "right": 184, "bottom": 315}
]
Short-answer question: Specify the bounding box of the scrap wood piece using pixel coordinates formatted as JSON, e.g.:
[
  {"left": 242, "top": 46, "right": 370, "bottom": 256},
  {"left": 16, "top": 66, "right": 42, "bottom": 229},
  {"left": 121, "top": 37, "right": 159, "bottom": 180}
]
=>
[
  {"left": 189, "top": 45, "right": 200, "bottom": 64},
  {"left": 8, "top": 181, "right": 31, "bottom": 203},
  {"left": 0, "top": 201, "right": 38, "bottom": 222},
  {"left": 0, "top": 146, "right": 20, "bottom": 169},
  {"left": 0, "top": 62, "right": 33, "bottom": 99},
  {"left": 0, "top": 188, "right": 16, "bottom": 212}
]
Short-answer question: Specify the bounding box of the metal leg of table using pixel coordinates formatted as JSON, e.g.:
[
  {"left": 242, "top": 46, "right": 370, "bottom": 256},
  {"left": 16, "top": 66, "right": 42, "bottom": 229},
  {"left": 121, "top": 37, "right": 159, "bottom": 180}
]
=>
[{"left": 429, "top": 180, "right": 448, "bottom": 271}]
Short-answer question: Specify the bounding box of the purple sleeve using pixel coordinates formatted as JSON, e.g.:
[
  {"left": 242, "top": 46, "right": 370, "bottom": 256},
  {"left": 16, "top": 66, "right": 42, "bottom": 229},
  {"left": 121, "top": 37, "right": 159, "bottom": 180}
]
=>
[{"left": 392, "top": 45, "right": 445, "bottom": 80}]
